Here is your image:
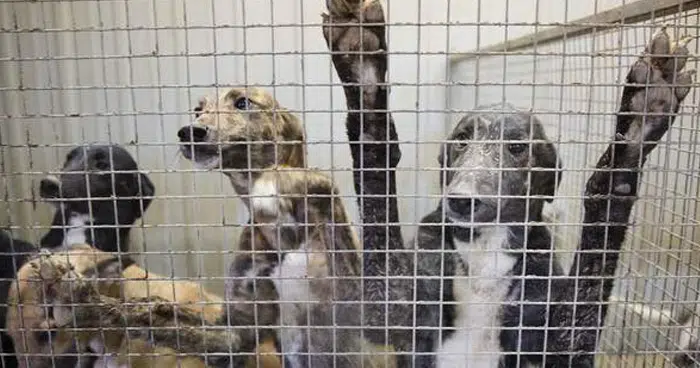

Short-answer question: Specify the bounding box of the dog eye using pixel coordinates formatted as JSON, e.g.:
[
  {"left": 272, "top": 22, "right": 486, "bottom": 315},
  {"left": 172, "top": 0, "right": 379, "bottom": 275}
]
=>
[
  {"left": 234, "top": 97, "right": 252, "bottom": 110},
  {"left": 507, "top": 143, "right": 528, "bottom": 155},
  {"left": 454, "top": 133, "right": 470, "bottom": 148}
]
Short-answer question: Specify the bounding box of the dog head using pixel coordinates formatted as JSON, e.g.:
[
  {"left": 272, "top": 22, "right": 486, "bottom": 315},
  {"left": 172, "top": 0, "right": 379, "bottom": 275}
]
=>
[
  {"left": 38, "top": 144, "right": 155, "bottom": 227},
  {"left": 438, "top": 104, "right": 562, "bottom": 225},
  {"left": 177, "top": 88, "right": 306, "bottom": 173}
]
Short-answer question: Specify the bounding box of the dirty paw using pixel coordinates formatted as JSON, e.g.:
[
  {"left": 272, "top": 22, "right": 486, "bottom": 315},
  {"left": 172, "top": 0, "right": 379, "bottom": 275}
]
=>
[
  {"left": 40, "top": 255, "right": 101, "bottom": 304},
  {"left": 610, "top": 27, "right": 696, "bottom": 196},
  {"left": 31, "top": 252, "right": 73, "bottom": 283},
  {"left": 618, "top": 26, "right": 696, "bottom": 153},
  {"left": 321, "top": 0, "right": 384, "bottom": 56},
  {"left": 322, "top": 0, "right": 386, "bottom": 82}
]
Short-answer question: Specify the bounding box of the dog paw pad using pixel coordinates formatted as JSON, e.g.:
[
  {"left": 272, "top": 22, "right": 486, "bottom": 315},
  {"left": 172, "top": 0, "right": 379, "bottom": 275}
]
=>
[
  {"left": 617, "top": 26, "right": 696, "bottom": 155},
  {"left": 613, "top": 183, "right": 632, "bottom": 195},
  {"left": 645, "top": 25, "right": 670, "bottom": 59}
]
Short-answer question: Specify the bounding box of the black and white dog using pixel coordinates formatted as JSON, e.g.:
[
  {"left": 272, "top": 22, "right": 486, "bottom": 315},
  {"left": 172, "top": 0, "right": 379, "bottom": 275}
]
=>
[
  {"left": 39, "top": 144, "right": 155, "bottom": 253},
  {"left": 0, "top": 144, "right": 154, "bottom": 368},
  {"left": 411, "top": 27, "right": 696, "bottom": 368},
  {"left": 412, "top": 105, "right": 563, "bottom": 368}
]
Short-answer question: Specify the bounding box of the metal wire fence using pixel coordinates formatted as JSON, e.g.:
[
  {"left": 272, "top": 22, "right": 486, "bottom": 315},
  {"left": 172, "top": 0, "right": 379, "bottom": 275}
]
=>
[{"left": 0, "top": 0, "right": 699, "bottom": 367}]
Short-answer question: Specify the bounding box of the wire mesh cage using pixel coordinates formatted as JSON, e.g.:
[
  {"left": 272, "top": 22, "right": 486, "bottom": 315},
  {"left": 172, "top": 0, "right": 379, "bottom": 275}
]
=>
[{"left": 0, "top": 0, "right": 699, "bottom": 367}]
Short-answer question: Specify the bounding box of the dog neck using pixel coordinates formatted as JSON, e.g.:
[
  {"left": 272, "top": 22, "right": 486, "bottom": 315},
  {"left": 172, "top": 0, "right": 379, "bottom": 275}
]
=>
[
  {"left": 40, "top": 206, "right": 132, "bottom": 253},
  {"left": 451, "top": 226, "right": 515, "bottom": 275},
  {"left": 439, "top": 225, "right": 515, "bottom": 368},
  {"left": 225, "top": 170, "right": 263, "bottom": 209}
]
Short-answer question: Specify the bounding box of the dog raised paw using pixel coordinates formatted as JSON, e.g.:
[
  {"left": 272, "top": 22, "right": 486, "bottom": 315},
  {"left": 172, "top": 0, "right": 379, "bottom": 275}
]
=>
[
  {"left": 609, "top": 27, "right": 696, "bottom": 196},
  {"left": 618, "top": 26, "right": 696, "bottom": 152},
  {"left": 30, "top": 253, "right": 104, "bottom": 328},
  {"left": 322, "top": 0, "right": 384, "bottom": 51},
  {"left": 322, "top": 0, "right": 387, "bottom": 94}
]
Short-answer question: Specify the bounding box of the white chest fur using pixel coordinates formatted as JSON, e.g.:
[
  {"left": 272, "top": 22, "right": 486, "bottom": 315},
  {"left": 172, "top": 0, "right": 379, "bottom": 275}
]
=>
[
  {"left": 62, "top": 213, "right": 91, "bottom": 248},
  {"left": 271, "top": 244, "right": 321, "bottom": 367},
  {"left": 437, "top": 227, "right": 516, "bottom": 368}
]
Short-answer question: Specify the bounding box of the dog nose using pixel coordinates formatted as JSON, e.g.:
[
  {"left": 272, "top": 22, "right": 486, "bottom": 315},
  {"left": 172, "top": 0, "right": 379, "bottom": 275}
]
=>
[
  {"left": 177, "top": 125, "right": 208, "bottom": 143},
  {"left": 39, "top": 177, "right": 60, "bottom": 198},
  {"left": 447, "top": 196, "right": 482, "bottom": 217}
]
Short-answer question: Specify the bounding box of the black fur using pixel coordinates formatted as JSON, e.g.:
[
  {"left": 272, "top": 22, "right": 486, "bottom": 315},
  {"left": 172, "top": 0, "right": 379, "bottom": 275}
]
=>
[
  {"left": 0, "top": 144, "right": 155, "bottom": 368},
  {"left": 0, "top": 230, "right": 36, "bottom": 368},
  {"left": 408, "top": 104, "right": 567, "bottom": 366},
  {"left": 409, "top": 26, "right": 695, "bottom": 366},
  {"left": 322, "top": 2, "right": 415, "bottom": 362},
  {"left": 39, "top": 144, "right": 155, "bottom": 253}
]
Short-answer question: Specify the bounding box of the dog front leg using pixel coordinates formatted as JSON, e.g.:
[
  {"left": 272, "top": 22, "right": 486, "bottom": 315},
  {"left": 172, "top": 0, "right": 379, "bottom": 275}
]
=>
[{"left": 546, "top": 26, "right": 696, "bottom": 368}]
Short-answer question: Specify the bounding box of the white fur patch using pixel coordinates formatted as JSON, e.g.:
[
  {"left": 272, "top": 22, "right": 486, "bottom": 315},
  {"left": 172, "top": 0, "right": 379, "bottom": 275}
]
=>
[
  {"left": 88, "top": 338, "right": 104, "bottom": 354},
  {"left": 271, "top": 244, "right": 319, "bottom": 367},
  {"left": 87, "top": 338, "right": 116, "bottom": 368},
  {"left": 437, "top": 227, "right": 515, "bottom": 368},
  {"left": 62, "top": 213, "right": 91, "bottom": 248},
  {"left": 192, "top": 155, "right": 221, "bottom": 170},
  {"left": 250, "top": 179, "right": 279, "bottom": 216}
]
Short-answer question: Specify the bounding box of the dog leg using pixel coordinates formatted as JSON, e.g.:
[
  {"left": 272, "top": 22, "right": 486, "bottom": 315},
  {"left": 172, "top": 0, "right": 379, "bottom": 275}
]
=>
[
  {"left": 546, "top": 26, "right": 696, "bottom": 367},
  {"left": 322, "top": 1, "right": 414, "bottom": 360}
]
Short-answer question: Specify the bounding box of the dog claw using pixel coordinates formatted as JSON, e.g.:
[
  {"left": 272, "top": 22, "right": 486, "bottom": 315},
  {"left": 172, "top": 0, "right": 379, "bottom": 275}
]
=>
[
  {"left": 662, "top": 35, "right": 696, "bottom": 75},
  {"left": 674, "top": 35, "right": 696, "bottom": 48},
  {"left": 616, "top": 26, "right": 697, "bottom": 163},
  {"left": 646, "top": 26, "right": 671, "bottom": 59}
]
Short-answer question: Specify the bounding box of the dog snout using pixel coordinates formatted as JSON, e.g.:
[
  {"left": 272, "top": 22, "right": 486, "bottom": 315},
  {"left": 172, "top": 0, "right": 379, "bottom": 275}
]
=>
[
  {"left": 39, "top": 176, "right": 60, "bottom": 198},
  {"left": 177, "top": 125, "right": 209, "bottom": 143},
  {"left": 447, "top": 196, "right": 483, "bottom": 218}
]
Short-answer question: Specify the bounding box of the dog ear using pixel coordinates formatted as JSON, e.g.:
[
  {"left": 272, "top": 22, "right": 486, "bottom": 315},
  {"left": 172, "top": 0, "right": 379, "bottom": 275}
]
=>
[
  {"left": 531, "top": 140, "right": 562, "bottom": 202},
  {"left": 116, "top": 172, "right": 155, "bottom": 218},
  {"left": 133, "top": 172, "right": 155, "bottom": 216},
  {"left": 278, "top": 110, "right": 306, "bottom": 168}
]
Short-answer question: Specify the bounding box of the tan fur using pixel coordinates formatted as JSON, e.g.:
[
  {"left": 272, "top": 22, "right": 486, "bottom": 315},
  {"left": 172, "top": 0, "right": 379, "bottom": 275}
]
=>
[
  {"left": 186, "top": 88, "right": 393, "bottom": 366},
  {"left": 185, "top": 88, "right": 311, "bottom": 367},
  {"left": 6, "top": 245, "right": 281, "bottom": 368},
  {"left": 8, "top": 247, "right": 216, "bottom": 368},
  {"left": 194, "top": 87, "right": 306, "bottom": 178}
]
